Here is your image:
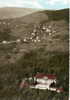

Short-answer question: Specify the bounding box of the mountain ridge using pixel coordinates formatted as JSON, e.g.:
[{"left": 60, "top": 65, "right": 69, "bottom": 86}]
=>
[{"left": 0, "top": 7, "right": 40, "bottom": 19}]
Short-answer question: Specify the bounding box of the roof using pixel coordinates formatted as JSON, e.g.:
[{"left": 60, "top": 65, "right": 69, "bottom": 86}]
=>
[
  {"left": 56, "top": 88, "right": 64, "bottom": 92},
  {"left": 35, "top": 73, "right": 56, "bottom": 79}
]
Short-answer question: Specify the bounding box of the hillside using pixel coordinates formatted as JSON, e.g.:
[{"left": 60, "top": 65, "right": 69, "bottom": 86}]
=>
[
  {"left": 0, "top": 7, "right": 39, "bottom": 19},
  {"left": 0, "top": 8, "right": 69, "bottom": 100}
]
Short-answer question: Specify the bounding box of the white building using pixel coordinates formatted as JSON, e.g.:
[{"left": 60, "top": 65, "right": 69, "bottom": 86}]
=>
[
  {"left": 46, "top": 28, "right": 51, "bottom": 33},
  {"left": 34, "top": 73, "right": 56, "bottom": 86},
  {"left": 24, "top": 38, "right": 27, "bottom": 42},
  {"left": 19, "top": 73, "right": 64, "bottom": 93},
  {"left": 2, "top": 40, "right": 7, "bottom": 44},
  {"left": 16, "top": 39, "right": 21, "bottom": 43}
]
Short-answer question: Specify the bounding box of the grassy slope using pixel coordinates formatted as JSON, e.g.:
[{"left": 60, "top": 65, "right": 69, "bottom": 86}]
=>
[
  {"left": 0, "top": 7, "right": 39, "bottom": 19},
  {"left": 0, "top": 8, "right": 69, "bottom": 100}
]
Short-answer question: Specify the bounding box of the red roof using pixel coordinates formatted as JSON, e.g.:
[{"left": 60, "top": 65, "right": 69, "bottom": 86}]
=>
[
  {"left": 56, "top": 88, "right": 64, "bottom": 92},
  {"left": 35, "top": 73, "right": 56, "bottom": 79},
  {"left": 47, "top": 75, "right": 56, "bottom": 79}
]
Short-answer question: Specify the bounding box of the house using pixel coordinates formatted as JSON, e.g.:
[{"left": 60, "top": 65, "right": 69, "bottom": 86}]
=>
[
  {"left": 16, "top": 39, "right": 21, "bottom": 43},
  {"left": 19, "top": 73, "right": 64, "bottom": 93},
  {"left": 46, "top": 28, "right": 51, "bottom": 33},
  {"left": 24, "top": 38, "right": 27, "bottom": 42},
  {"left": 34, "top": 73, "right": 56, "bottom": 84},
  {"left": 2, "top": 40, "right": 7, "bottom": 44}
]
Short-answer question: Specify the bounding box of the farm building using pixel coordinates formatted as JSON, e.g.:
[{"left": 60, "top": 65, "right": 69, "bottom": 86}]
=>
[{"left": 19, "top": 73, "right": 64, "bottom": 93}]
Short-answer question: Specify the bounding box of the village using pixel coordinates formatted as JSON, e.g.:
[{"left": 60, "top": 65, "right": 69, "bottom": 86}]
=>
[{"left": 0, "top": 20, "right": 57, "bottom": 45}]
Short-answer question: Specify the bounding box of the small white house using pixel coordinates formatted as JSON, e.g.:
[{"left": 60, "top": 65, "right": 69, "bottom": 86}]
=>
[
  {"left": 31, "top": 32, "right": 35, "bottom": 36},
  {"left": 34, "top": 73, "right": 56, "bottom": 85},
  {"left": 24, "top": 38, "right": 27, "bottom": 42},
  {"left": 34, "top": 39, "right": 37, "bottom": 43},
  {"left": 42, "top": 26, "right": 46, "bottom": 30},
  {"left": 46, "top": 28, "right": 51, "bottom": 33},
  {"left": 16, "top": 39, "right": 21, "bottom": 43},
  {"left": 2, "top": 40, "right": 7, "bottom": 44},
  {"left": 49, "top": 32, "right": 52, "bottom": 36}
]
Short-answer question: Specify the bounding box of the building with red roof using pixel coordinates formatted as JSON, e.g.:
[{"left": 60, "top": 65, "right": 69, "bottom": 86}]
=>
[
  {"left": 19, "top": 73, "right": 64, "bottom": 93},
  {"left": 34, "top": 73, "right": 56, "bottom": 85}
]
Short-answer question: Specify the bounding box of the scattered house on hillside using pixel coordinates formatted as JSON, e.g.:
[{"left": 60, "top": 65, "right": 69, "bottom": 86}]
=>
[
  {"left": 49, "top": 32, "right": 52, "bottom": 36},
  {"left": 2, "top": 40, "right": 18, "bottom": 44},
  {"left": 42, "top": 25, "right": 46, "bottom": 30},
  {"left": 31, "top": 32, "right": 35, "bottom": 36},
  {"left": 46, "top": 28, "right": 51, "bottom": 33},
  {"left": 23, "top": 38, "right": 27, "bottom": 42},
  {"left": 34, "top": 73, "right": 56, "bottom": 84},
  {"left": 34, "top": 39, "right": 37, "bottom": 43},
  {"left": 2, "top": 40, "right": 7, "bottom": 44},
  {"left": 36, "top": 36, "right": 39, "bottom": 41},
  {"left": 16, "top": 39, "right": 21, "bottom": 43},
  {"left": 19, "top": 73, "right": 64, "bottom": 93},
  {"left": 30, "top": 37, "right": 33, "bottom": 40},
  {"left": 48, "top": 25, "right": 52, "bottom": 29},
  {"left": 52, "top": 30, "right": 56, "bottom": 33},
  {"left": 38, "top": 39, "right": 41, "bottom": 42},
  {"left": 33, "top": 29, "right": 37, "bottom": 33}
]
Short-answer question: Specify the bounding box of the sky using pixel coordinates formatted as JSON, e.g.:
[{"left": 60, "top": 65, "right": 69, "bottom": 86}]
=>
[{"left": 0, "top": 0, "right": 69, "bottom": 9}]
